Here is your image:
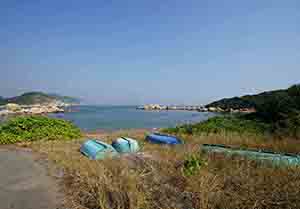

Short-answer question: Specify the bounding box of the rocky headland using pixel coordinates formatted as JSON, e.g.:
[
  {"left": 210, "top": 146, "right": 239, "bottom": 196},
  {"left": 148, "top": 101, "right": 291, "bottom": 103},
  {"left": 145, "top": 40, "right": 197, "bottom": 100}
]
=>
[
  {"left": 0, "top": 92, "right": 79, "bottom": 116},
  {"left": 0, "top": 103, "right": 66, "bottom": 116}
]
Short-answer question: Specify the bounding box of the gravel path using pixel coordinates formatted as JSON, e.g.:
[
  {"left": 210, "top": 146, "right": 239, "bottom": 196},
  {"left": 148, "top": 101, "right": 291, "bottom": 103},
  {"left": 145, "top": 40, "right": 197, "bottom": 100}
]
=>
[{"left": 0, "top": 148, "right": 63, "bottom": 209}]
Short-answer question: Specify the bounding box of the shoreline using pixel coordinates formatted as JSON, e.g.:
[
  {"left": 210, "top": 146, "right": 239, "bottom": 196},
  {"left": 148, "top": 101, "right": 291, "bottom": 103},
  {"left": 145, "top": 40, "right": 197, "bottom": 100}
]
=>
[{"left": 83, "top": 128, "right": 157, "bottom": 138}]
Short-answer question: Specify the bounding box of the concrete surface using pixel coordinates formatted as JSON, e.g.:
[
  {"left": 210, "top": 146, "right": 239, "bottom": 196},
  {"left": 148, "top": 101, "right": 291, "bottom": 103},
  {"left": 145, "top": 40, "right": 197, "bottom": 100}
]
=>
[{"left": 0, "top": 148, "right": 63, "bottom": 209}]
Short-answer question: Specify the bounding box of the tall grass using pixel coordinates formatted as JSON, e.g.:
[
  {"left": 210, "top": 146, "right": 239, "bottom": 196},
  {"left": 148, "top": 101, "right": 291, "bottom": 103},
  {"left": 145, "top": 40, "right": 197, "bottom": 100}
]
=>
[{"left": 30, "top": 130, "right": 300, "bottom": 209}]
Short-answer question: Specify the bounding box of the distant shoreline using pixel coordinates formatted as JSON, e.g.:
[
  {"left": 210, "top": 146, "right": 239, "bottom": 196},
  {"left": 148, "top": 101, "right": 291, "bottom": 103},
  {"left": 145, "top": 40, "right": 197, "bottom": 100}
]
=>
[{"left": 137, "top": 104, "right": 208, "bottom": 112}]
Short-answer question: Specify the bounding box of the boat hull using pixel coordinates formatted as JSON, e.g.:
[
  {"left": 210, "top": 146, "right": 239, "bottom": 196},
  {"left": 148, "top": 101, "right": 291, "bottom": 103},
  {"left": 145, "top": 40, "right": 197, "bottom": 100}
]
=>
[
  {"left": 202, "top": 144, "right": 300, "bottom": 167},
  {"left": 80, "top": 139, "right": 118, "bottom": 160},
  {"left": 112, "top": 137, "right": 140, "bottom": 153},
  {"left": 146, "top": 133, "right": 183, "bottom": 145}
]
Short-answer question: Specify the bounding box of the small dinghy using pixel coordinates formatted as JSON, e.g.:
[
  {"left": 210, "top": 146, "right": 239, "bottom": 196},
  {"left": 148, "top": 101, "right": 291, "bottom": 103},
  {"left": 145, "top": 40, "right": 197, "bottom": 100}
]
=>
[
  {"left": 202, "top": 144, "right": 300, "bottom": 167},
  {"left": 80, "top": 139, "right": 118, "bottom": 160},
  {"left": 146, "top": 133, "right": 183, "bottom": 145},
  {"left": 112, "top": 137, "right": 140, "bottom": 153}
]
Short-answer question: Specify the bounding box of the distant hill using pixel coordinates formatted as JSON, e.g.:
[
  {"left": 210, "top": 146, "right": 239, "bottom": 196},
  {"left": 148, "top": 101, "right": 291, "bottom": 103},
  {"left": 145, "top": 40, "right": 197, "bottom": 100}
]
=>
[
  {"left": 0, "top": 96, "right": 5, "bottom": 105},
  {"left": 47, "top": 93, "right": 81, "bottom": 104},
  {"left": 0, "top": 92, "right": 79, "bottom": 105},
  {"left": 206, "top": 88, "right": 289, "bottom": 110}
]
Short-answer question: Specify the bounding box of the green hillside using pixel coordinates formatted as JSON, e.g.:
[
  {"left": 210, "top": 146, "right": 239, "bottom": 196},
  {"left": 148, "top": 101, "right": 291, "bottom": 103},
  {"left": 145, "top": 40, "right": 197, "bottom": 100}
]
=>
[
  {"left": 0, "top": 96, "right": 5, "bottom": 105},
  {"left": 206, "top": 89, "right": 288, "bottom": 110},
  {"left": 0, "top": 92, "right": 79, "bottom": 105},
  {"left": 48, "top": 93, "right": 80, "bottom": 104},
  {"left": 169, "top": 84, "right": 300, "bottom": 138}
]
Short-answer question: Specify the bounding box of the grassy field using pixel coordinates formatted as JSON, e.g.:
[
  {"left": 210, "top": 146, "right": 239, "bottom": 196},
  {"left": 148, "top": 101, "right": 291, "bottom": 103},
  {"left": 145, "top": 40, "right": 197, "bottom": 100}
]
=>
[{"left": 26, "top": 129, "right": 300, "bottom": 209}]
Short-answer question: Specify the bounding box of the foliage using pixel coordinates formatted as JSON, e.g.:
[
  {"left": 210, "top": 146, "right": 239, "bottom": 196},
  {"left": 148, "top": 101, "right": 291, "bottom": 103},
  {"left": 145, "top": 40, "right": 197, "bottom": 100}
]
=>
[
  {"left": 0, "top": 96, "right": 5, "bottom": 105},
  {"left": 206, "top": 97, "right": 256, "bottom": 110},
  {"left": 0, "top": 91, "right": 79, "bottom": 105},
  {"left": 6, "top": 92, "right": 55, "bottom": 105},
  {"left": 204, "top": 84, "right": 300, "bottom": 138},
  {"left": 182, "top": 154, "right": 207, "bottom": 176},
  {"left": 206, "top": 88, "right": 288, "bottom": 110},
  {"left": 287, "top": 84, "right": 300, "bottom": 110},
  {"left": 0, "top": 116, "right": 82, "bottom": 144},
  {"left": 47, "top": 93, "right": 80, "bottom": 104},
  {"left": 252, "top": 84, "right": 300, "bottom": 138},
  {"left": 164, "top": 116, "right": 269, "bottom": 136}
]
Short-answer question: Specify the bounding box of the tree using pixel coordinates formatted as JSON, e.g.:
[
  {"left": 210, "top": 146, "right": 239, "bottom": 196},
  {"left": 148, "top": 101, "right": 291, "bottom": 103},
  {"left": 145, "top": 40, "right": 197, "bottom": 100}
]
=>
[{"left": 287, "top": 84, "right": 300, "bottom": 110}]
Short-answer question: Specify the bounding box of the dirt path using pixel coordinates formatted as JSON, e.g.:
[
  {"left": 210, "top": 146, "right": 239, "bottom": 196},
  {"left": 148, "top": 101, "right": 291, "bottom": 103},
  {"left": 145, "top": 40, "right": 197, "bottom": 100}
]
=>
[{"left": 0, "top": 147, "right": 63, "bottom": 209}]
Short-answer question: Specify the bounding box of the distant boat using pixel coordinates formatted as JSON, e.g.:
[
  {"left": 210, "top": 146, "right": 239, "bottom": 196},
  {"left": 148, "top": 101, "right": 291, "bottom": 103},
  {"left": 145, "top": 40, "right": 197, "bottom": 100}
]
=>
[{"left": 146, "top": 133, "right": 183, "bottom": 145}]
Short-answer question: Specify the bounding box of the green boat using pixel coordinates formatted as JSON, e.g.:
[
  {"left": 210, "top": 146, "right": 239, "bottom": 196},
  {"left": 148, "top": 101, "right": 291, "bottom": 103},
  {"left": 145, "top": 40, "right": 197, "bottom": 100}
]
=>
[
  {"left": 80, "top": 139, "right": 118, "bottom": 160},
  {"left": 112, "top": 137, "right": 140, "bottom": 153},
  {"left": 201, "top": 144, "right": 300, "bottom": 167}
]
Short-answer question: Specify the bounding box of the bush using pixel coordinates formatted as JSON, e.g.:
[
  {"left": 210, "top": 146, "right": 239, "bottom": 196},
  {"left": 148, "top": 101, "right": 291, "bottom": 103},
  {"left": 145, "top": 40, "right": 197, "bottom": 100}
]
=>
[
  {"left": 183, "top": 154, "right": 207, "bottom": 176},
  {"left": 251, "top": 84, "right": 300, "bottom": 138},
  {"left": 164, "top": 116, "right": 269, "bottom": 136},
  {"left": 0, "top": 116, "right": 82, "bottom": 144}
]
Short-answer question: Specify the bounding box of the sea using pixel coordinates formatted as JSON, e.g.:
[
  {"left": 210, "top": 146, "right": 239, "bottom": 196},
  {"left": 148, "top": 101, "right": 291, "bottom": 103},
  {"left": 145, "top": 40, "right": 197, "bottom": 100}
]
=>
[{"left": 47, "top": 105, "right": 216, "bottom": 131}]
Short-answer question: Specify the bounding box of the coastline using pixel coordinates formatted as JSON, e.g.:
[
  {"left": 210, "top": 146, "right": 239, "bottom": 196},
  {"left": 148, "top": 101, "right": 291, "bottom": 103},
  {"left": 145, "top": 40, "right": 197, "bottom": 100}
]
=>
[{"left": 84, "top": 128, "right": 156, "bottom": 138}]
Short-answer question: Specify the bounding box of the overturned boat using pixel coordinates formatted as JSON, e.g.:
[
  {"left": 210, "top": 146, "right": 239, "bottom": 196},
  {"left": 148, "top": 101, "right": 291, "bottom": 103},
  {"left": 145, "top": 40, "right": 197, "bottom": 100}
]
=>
[
  {"left": 112, "top": 137, "right": 140, "bottom": 153},
  {"left": 146, "top": 133, "right": 183, "bottom": 145},
  {"left": 201, "top": 144, "right": 300, "bottom": 167},
  {"left": 80, "top": 139, "right": 118, "bottom": 160}
]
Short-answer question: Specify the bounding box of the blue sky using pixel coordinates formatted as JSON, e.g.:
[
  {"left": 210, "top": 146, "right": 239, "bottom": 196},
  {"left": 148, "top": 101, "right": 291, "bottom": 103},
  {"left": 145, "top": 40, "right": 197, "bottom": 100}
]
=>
[{"left": 1, "top": 0, "right": 299, "bottom": 105}]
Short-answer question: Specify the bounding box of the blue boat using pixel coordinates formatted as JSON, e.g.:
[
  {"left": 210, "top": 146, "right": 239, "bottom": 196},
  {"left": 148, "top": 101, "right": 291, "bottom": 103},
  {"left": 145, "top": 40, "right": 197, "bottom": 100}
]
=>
[
  {"left": 80, "top": 139, "right": 118, "bottom": 160},
  {"left": 112, "top": 137, "right": 140, "bottom": 153},
  {"left": 201, "top": 144, "right": 300, "bottom": 167},
  {"left": 146, "top": 133, "right": 183, "bottom": 145}
]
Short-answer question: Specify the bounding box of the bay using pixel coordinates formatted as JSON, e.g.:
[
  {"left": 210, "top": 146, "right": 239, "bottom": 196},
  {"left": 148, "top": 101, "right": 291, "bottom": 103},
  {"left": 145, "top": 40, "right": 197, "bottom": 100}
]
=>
[{"left": 49, "top": 105, "right": 216, "bottom": 131}]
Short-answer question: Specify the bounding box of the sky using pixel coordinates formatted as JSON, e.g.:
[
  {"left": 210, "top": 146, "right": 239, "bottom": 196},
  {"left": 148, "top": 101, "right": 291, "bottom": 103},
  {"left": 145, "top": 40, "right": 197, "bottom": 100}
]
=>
[{"left": 1, "top": 0, "right": 300, "bottom": 105}]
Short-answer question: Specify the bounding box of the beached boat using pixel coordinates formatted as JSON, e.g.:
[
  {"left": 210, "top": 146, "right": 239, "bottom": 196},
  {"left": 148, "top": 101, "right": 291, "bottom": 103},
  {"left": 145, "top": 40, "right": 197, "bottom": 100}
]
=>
[
  {"left": 146, "top": 133, "right": 183, "bottom": 145},
  {"left": 112, "top": 137, "right": 140, "bottom": 153},
  {"left": 201, "top": 144, "right": 300, "bottom": 167},
  {"left": 80, "top": 139, "right": 118, "bottom": 160}
]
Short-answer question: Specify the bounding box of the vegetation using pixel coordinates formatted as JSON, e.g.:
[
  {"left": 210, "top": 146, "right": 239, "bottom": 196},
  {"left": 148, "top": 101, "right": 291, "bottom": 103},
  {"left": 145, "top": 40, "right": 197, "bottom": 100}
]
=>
[
  {"left": 48, "top": 93, "right": 81, "bottom": 104},
  {"left": 164, "top": 116, "right": 269, "bottom": 136},
  {"left": 182, "top": 154, "right": 206, "bottom": 176},
  {"left": 0, "top": 116, "right": 81, "bottom": 144},
  {"left": 252, "top": 84, "right": 300, "bottom": 138},
  {"left": 0, "top": 96, "right": 5, "bottom": 105},
  {"left": 30, "top": 130, "right": 300, "bottom": 209},
  {"left": 206, "top": 88, "right": 289, "bottom": 110},
  {"left": 0, "top": 91, "right": 79, "bottom": 105},
  {"left": 169, "top": 84, "right": 300, "bottom": 138}
]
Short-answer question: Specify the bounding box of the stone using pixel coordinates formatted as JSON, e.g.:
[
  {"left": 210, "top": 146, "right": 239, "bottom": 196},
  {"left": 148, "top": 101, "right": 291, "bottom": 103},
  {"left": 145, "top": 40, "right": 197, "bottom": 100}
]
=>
[{"left": 6, "top": 103, "right": 21, "bottom": 112}]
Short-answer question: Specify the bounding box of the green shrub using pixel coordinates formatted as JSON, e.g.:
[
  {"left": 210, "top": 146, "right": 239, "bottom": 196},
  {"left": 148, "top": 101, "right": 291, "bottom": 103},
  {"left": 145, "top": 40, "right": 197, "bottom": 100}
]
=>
[
  {"left": 164, "top": 116, "right": 269, "bottom": 136},
  {"left": 183, "top": 154, "right": 207, "bottom": 176},
  {"left": 0, "top": 116, "right": 82, "bottom": 144}
]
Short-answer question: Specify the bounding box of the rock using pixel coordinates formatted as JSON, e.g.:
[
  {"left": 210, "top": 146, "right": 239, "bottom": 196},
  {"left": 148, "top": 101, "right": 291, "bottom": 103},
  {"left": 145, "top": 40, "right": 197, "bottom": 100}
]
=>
[
  {"left": 0, "top": 103, "right": 65, "bottom": 116},
  {"left": 46, "top": 105, "right": 64, "bottom": 113},
  {"left": 216, "top": 107, "right": 225, "bottom": 112},
  {"left": 208, "top": 107, "right": 217, "bottom": 112},
  {"left": 0, "top": 110, "right": 14, "bottom": 116},
  {"left": 28, "top": 107, "right": 44, "bottom": 114},
  {"left": 6, "top": 103, "right": 21, "bottom": 112}
]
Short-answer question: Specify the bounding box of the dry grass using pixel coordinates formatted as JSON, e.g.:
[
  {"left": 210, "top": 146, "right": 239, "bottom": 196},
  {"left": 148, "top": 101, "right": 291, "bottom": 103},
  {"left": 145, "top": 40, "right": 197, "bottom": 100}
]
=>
[{"left": 28, "top": 130, "right": 300, "bottom": 209}]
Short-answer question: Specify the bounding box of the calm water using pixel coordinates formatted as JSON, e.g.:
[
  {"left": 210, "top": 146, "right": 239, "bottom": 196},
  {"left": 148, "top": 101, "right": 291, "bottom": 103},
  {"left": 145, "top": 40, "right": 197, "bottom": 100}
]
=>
[{"left": 49, "top": 105, "right": 216, "bottom": 131}]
